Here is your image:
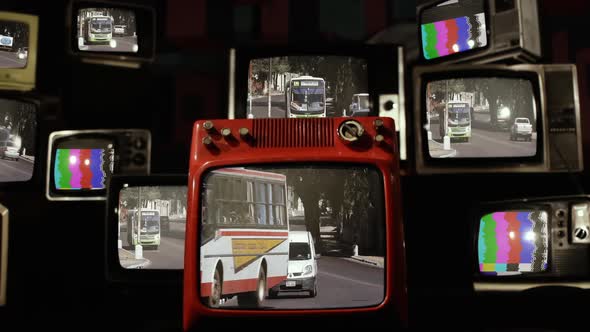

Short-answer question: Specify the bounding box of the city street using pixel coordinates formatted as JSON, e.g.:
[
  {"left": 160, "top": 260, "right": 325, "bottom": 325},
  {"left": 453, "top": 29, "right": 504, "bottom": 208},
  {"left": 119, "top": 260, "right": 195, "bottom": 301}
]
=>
[
  {"left": 79, "top": 36, "right": 138, "bottom": 53},
  {"left": 0, "top": 157, "right": 33, "bottom": 182},
  {"left": 0, "top": 51, "right": 26, "bottom": 68},
  {"left": 121, "top": 228, "right": 185, "bottom": 269},
  {"left": 430, "top": 114, "right": 537, "bottom": 158},
  {"left": 219, "top": 255, "right": 384, "bottom": 309},
  {"left": 249, "top": 94, "right": 287, "bottom": 118}
]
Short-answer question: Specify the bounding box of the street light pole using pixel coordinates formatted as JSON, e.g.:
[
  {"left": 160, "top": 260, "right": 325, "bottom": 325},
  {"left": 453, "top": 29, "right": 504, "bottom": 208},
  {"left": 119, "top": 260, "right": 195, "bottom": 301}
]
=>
[{"left": 268, "top": 57, "right": 272, "bottom": 118}]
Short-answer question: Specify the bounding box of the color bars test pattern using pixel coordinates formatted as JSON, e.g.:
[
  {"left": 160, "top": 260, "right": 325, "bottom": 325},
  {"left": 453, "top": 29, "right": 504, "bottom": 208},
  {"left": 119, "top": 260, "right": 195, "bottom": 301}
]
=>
[
  {"left": 54, "top": 149, "right": 106, "bottom": 190},
  {"left": 421, "top": 13, "right": 487, "bottom": 60},
  {"left": 478, "top": 211, "right": 549, "bottom": 275}
]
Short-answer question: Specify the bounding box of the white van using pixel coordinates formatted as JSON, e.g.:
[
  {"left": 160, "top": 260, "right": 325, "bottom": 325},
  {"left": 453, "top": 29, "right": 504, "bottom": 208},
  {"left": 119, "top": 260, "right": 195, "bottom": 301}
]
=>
[{"left": 269, "top": 231, "right": 319, "bottom": 298}]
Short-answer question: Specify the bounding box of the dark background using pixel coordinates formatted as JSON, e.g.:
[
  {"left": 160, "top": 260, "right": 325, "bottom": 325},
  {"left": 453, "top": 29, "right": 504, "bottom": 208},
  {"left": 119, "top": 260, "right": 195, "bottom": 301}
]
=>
[{"left": 0, "top": 0, "right": 589, "bottom": 331}]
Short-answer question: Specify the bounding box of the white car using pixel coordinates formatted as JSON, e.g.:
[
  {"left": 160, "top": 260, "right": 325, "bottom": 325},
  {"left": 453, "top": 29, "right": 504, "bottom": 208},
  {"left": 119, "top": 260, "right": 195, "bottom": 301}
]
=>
[
  {"left": 269, "top": 231, "right": 319, "bottom": 298},
  {"left": 0, "top": 141, "right": 19, "bottom": 161},
  {"left": 510, "top": 117, "right": 533, "bottom": 141},
  {"left": 17, "top": 47, "right": 28, "bottom": 60},
  {"left": 113, "top": 25, "right": 126, "bottom": 35}
]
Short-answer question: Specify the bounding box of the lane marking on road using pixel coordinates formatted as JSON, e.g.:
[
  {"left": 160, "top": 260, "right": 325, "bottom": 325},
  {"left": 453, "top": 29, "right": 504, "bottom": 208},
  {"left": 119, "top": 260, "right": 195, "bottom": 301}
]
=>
[
  {"left": 0, "top": 159, "right": 33, "bottom": 177},
  {"left": 0, "top": 52, "right": 25, "bottom": 66},
  {"left": 318, "top": 270, "right": 383, "bottom": 288},
  {"left": 471, "top": 131, "right": 536, "bottom": 153}
]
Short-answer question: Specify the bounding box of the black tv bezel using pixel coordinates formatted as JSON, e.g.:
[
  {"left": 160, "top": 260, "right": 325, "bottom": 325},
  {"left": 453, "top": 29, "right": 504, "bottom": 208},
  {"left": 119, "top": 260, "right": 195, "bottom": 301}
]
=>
[
  {"left": 0, "top": 93, "right": 41, "bottom": 188},
  {"left": 67, "top": 0, "right": 156, "bottom": 64},
  {"left": 471, "top": 202, "right": 554, "bottom": 282},
  {"left": 417, "top": 0, "right": 492, "bottom": 64},
  {"left": 105, "top": 174, "right": 188, "bottom": 284},
  {"left": 419, "top": 68, "right": 544, "bottom": 168},
  {"left": 231, "top": 43, "right": 402, "bottom": 120},
  {"left": 47, "top": 133, "right": 116, "bottom": 198}
]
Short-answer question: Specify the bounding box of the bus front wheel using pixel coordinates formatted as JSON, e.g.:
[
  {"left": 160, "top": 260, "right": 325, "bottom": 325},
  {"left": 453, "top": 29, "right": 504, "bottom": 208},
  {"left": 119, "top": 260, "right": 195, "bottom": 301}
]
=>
[
  {"left": 207, "top": 267, "right": 222, "bottom": 308},
  {"left": 237, "top": 267, "right": 266, "bottom": 308}
]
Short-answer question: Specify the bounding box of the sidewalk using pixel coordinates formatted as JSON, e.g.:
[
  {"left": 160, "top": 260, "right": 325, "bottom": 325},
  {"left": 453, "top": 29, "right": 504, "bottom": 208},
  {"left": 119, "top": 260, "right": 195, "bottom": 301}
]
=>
[
  {"left": 118, "top": 248, "right": 151, "bottom": 269},
  {"left": 346, "top": 255, "right": 384, "bottom": 268},
  {"left": 428, "top": 138, "right": 456, "bottom": 158},
  {"left": 320, "top": 238, "right": 384, "bottom": 269},
  {"left": 19, "top": 154, "right": 34, "bottom": 163}
]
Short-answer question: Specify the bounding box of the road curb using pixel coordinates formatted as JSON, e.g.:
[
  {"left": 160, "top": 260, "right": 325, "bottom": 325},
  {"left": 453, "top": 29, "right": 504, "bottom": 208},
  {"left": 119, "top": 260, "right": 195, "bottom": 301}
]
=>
[
  {"left": 19, "top": 156, "right": 34, "bottom": 163},
  {"left": 345, "top": 256, "right": 384, "bottom": 269},
  {"left": 126, "top": 259, "right": 152, "bottom": 269}
]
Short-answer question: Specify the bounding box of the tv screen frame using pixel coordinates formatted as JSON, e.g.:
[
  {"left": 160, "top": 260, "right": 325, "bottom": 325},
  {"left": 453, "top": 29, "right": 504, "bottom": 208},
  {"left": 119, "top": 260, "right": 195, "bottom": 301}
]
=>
[
  {"left": 0, "top": 203, "right": 7, "bottom": 306},
  {"left": 471, "top": 196, "right": 590, "bottom": 292},
  {"left": 413, "top": 63, "right": 553, "bottom": 174},
  {"left": 105, "top": 174, "right": 188, "bottom": 284},
  {"left": 66, "top": 0, "right": 156, "bottom": 66},
  {"left": 45, "top": 129, "right": 152, "bottom": 201},
  {"left": 184, "top": 118, "right": 407, "bottom": 329},
  {"left": 418, "top": 0, "right": 491, "bottom": 63},
  {"left": 228, "top": 44, "right": 408, "bottom": 161},
  {"left": 0, "top": 11, "right": 39, "bottom": 91},
  {"left": 0, "top": 93, "right": 41, "bottom": 187}
]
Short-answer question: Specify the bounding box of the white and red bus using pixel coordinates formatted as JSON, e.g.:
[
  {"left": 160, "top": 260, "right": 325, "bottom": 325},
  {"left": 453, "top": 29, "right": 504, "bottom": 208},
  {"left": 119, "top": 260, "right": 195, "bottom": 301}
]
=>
[{"left": 200, "top": 167, "right": 289, "bottom": 308}]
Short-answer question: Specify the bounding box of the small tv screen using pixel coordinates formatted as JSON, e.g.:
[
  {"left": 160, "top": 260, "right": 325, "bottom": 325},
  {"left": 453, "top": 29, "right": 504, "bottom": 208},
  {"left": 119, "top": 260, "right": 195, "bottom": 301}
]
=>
[
  {"left": 52, "top": 138, "right": 114, "bottom": 191},
  {"left": 426, "top": 77, "right": 538, "bottom": 158},
  {"left": 0, "top": 98, "right": 36, "bottom": 182},
  {"left": 420, "top": 0, "right": 487, "bottom": 60},
  {"left": 0, "top": 20, "right": 29, "bottom": 68},
  {"left": 478, "top": 210, "right": 549, "bottom": 275},
  {"left": 247, "top": 56, "right": 368, "bottom": 118},
  {"left": 118, "top": 185, "right": 187, "bottom": 270},
  {"left": 77, "top": 8, "right": 137, "bottom": 53},
  {"left": 200, "top": 165, "right": 385, "bottom": 309}
]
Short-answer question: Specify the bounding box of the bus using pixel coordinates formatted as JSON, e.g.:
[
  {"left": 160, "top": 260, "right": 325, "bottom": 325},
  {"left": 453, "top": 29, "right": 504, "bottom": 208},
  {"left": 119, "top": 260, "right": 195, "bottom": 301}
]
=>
[
  {"left": 440, "top": 101, "right": 472, "bottom": 142},
  {"left": 285, "top": 76, "right": 326, "bottom": 118},
  {"left": 126, "top": 208, "right": 161, "bottom": 250},
  {"left": 81, "top": 14, "right": 114, "bottom": 44},
  {"left": 200, "top": 167, "right": 289, "bottom": 308}
]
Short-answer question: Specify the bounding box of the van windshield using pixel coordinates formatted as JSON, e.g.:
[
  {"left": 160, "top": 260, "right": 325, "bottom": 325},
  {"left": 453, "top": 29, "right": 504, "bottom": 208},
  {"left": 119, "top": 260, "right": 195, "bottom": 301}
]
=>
[{"left": 289, "top": 242, "right": 311, "bottom": 260}]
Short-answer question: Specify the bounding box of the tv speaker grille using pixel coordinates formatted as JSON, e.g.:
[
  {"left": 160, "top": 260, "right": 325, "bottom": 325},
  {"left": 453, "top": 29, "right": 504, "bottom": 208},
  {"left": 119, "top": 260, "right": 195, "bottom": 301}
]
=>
[{"left": 252, "top": 118, "right": 335, "bottom": 148}]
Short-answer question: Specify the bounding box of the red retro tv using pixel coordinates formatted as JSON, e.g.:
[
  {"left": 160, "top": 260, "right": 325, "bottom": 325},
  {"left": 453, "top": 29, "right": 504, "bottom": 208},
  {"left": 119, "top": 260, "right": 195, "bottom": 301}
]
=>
[{"left": 184, "top": 117, "right": 407, "bottom": 329}]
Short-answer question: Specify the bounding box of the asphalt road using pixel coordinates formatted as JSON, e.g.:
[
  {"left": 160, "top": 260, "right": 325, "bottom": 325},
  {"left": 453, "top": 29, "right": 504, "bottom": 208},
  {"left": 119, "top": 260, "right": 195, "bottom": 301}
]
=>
[
  {"left": 218, "top": 255, "right": 384, "bottom": 309},
  {"left": 120, "top": 228, "right": 185, "bottom": 270},
  {"left": 0, "top": 157, "right": 34, "bottom": 182},
  {"left": 0, "top": 51, "right": 27, "bottom": 68},
  {"left": 79, "top": 35, "right": 138, "bottom": 53},
  {"left": 430, "top": 115, "right": 537, "bottom": 158}
]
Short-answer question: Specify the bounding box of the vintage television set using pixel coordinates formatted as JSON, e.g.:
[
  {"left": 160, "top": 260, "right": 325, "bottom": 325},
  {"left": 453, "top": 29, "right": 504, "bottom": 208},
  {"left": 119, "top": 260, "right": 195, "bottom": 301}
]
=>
[
  {"left": 105, "top": 174, "right": 188, "bottom": 282},
  {"left": 413, "top": 63, "right": 582, "bottom": 174},
  {"left": 228, "top": 44, "right": 409, "bottom": 161},
  {"left": 183, "top": 117, "right": 407, "bottom": 330},
  {"left": 0, "top": 12, "right": 38, "bottom": 91},
  {"left": 66, "top": 0, "right": 156, "bottom": 67},
  {"left": 417, "top": 0, "right": 541, "bottom": 64},
  {"left": 0, "top": 204, "right": 7, "bottom": 306},
  {"left": 45, "top": 129, "right": 151, "bottom": 201},
  {"left": 472, "top": 196, "right": 590, "bottom": 292}
]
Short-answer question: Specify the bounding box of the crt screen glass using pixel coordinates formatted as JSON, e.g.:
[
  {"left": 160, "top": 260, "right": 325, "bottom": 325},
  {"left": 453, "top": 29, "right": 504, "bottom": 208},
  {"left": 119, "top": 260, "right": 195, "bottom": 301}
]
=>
[
  {"left": 118, "top": 185, "right": 188, "bottom": 270},
  {"left": 426, "top": 77, "right": 537, "bottom": 158},
  {"left": 0, "top": 99, "right": 36, "bottom": 182},
  {"left": 77, "top": 8, "right": 138, "bottom": 53},
  {"left": 0, "top": 20, "right": 29, "bottom": 68},
  {"left": 52, "top": 139, "right": 114, "bottom": 190},
  {"left": 200, "top": 166, "right": 385, "bottom": 310},
  {"left": 478, "top": 210, "right": 549, "bottom": 275},
  {"left": 421, "top": 0, "right": 487, "bottom": 60},
  {"left": 247, "top": 56, "right": 368, "bottom": 118}
]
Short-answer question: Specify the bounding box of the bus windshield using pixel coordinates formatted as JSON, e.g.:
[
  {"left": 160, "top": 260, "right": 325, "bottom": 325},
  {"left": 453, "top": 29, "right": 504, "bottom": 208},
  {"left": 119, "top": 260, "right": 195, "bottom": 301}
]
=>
[
  {"left": 448, "top": 104, "right": 470, "bottom": 125},
  {"left": 140, "top": 212, "right": 160, "bottom": 234},
  {"left": 91, "top": 20, "right": 112, "bottom": 33}
]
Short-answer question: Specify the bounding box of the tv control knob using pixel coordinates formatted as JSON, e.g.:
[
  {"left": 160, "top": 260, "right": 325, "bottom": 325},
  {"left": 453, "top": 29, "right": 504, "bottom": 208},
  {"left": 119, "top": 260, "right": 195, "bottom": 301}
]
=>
[
  {"left": 132, "top": 153, "right": 146, "bottom": 166},
  {"left": 133, "top": 137, "right": 146, "bottom": 150},
  {"left": 574, "top": 227, "right": 588, "bottom": 240},
  {"left": 338, "top": 120, "right": 365, "bottom": 142}
]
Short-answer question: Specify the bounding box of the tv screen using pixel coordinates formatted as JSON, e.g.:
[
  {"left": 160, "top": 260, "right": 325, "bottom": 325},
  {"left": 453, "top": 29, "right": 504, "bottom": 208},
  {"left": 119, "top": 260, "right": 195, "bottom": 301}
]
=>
[
  {"left": 200, "top": 165, "right": 385, "bottom": 309},
  {"left": 420, "top": 0, "right": 487, "bottom": 60},
  {"left": 51, "top": 137, "right": 114, "bottom": 192},
  {"left": 0, "top": 98, "right": 36, "bottom": 182},
  {"left": 76, "top": 8, "right": 137, "bottom": 53},
  {"left": 478, "top": 210, "right": 549, "bottom": 275},
  {"left": 118, "top": 185, "right": 187, "bottom": 270},
  {"left": 426, "top": 77, "right": 538, "bottom": 158},
  {"left": 0, "top": 20, "right": 29, "bottom": 68},
  {"left": 247, "top": 56, "right": 368, "bottom": 118}
]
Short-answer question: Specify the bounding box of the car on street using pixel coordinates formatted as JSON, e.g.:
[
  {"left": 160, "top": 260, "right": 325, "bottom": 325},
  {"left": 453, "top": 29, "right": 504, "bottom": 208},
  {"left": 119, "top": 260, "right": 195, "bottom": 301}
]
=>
[
  {"left": 348, "top": 93, "right": 370, "bottom": 117},
  {"left": 17, "top": 47, "right": 28, "bottom": 60},
  {"left": 113, "top": 25, "right": 127, "bottom": 36},
  {"left": 510, "top": 117, "right": 533, "bottom": 141},
  {"left": 0, "top": 140, "right": 20, "bottom": 161},
  {"left": 269, "top": 231, "right": 319, "bottom": 298}
]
